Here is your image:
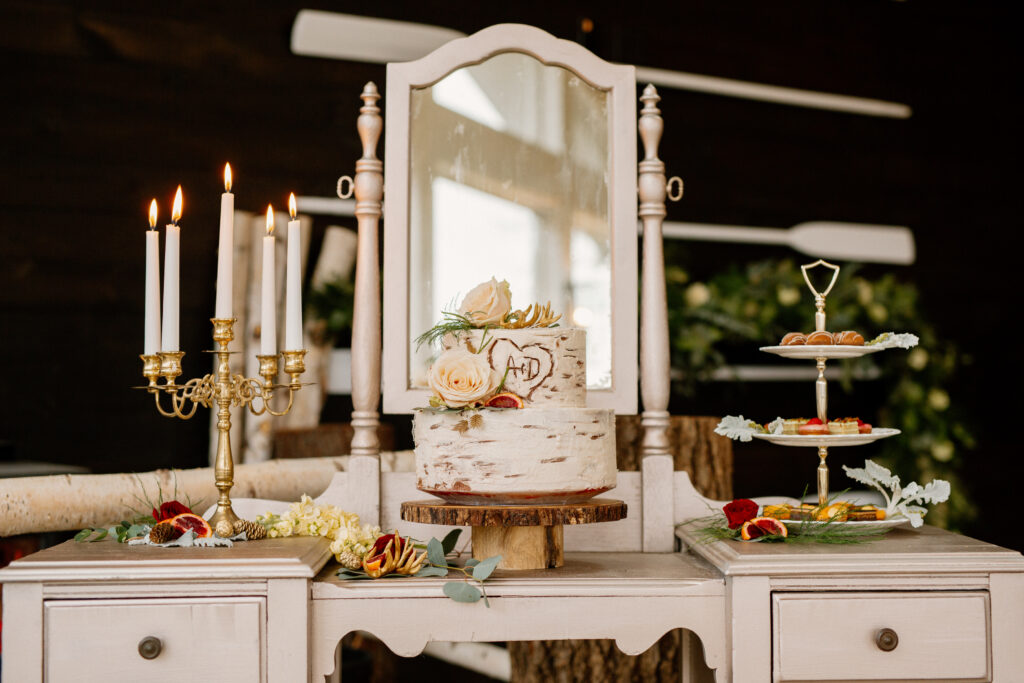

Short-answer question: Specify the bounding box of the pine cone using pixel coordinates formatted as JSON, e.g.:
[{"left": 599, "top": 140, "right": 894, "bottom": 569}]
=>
[
  {"left": 149, "top": 521, "right": 178, "bottom": 544},
  {"left": 233, "top": 519, "right": 267, "bottom": 540},
  {"left": 335, "top": 550, "right": 362, "bottom": 570},
  {"left": 214, "top": 520, "right": 235, "bottom": 538}
]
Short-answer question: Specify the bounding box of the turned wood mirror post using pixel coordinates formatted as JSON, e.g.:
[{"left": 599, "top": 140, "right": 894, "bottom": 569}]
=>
[
  {"left": 348, "top": 83, "right": 384, "bottom": 525},
  {"left": 637, "top": 85, "right": 676, "bottom": 552}
]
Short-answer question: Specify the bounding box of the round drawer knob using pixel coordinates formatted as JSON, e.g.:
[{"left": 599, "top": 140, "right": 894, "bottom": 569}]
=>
[
  {"left": 138, "top": 636, "right": 163, "bottom": 660},
  {"left": 876, "top": 628, "right": 899, "bottom": 652}
]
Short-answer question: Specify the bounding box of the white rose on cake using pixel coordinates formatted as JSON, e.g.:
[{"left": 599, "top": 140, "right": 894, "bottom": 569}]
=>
[
  {"left": 458, "top": 277, "right": 511, "bottom": 326},
  {"left": 428, "top": 347, "right": 502, "bottom": 409}
]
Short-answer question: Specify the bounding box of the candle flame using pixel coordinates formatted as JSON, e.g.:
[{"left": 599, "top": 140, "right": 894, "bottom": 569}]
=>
[
  {"left": 266, "top": 204, "right": 275, "bottom": 235},
  {"left": 148, "top": 199, "right": 158, "bottom": 229},
  {"left": 289, "top": 192, "right": 297, "bottom": 219},
  {"left": 224, "top": 163, "right": 232, "bottom": 192},
  {"left": 172, "top": 186, "right": 183, "bottom": 224}
]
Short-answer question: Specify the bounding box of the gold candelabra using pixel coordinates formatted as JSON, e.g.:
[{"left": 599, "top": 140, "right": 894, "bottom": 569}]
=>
[{"left": 140, "top": 318, "right": 306, "bottom": 528}]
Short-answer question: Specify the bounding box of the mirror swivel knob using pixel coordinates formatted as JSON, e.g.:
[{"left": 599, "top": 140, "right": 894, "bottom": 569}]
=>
[
  {"left": 666, "top": 176, "right": 684, "bottom": 202},
  {"left": 138, "top": 635, "right": 163, "bottom": 659}
]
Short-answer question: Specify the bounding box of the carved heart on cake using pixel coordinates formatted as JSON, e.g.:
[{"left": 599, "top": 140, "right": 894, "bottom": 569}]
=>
[{"left": 488, "top": 338, "right": 554, "bottom": 400}]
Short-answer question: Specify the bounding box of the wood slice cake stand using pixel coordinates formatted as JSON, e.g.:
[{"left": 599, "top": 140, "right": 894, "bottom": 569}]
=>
[{"left": 401, "top": 499, "right": 627, "bottom": 570}]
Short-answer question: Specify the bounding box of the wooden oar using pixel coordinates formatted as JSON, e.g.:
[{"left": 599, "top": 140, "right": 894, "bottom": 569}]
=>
[{"left": 659, "top": 221, "right": 915, "bottom": 264}]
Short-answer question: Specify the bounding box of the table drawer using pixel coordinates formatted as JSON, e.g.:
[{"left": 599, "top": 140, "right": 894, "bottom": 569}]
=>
[
  {"left": 772, "top": 591, "right": 990, "bottom": 682},
  {"left": 44, "top": 597, "right": 265, "bottom": 682}
]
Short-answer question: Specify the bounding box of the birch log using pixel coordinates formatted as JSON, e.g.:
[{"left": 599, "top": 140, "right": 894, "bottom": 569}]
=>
[{"left": 0, "top": 453, "right": 400, "bottom": 537}]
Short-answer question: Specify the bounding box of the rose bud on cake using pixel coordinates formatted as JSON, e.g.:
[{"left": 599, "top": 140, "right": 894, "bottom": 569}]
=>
[
  {"left": 458, "top": 277, "right": 512, "bottom": 326},
  {"left": 427, "top": 347, "right": 503, "bottom": 409}
]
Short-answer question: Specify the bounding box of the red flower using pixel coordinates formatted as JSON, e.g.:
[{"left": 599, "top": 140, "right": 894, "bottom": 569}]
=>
[
  {"left": 723, "top": 499, "right": 759, "bottom": 529},
  {"left": 152, "top": 500, "right": 193, "bottom": 522},
  {"left": 368, "top": 533, "right": 406, "bottom": 557}
]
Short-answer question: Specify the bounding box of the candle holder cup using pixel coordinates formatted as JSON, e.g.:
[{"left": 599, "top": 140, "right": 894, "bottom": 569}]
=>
[{"left": 141, "top": 318, "right": 307, "bottom": 528}]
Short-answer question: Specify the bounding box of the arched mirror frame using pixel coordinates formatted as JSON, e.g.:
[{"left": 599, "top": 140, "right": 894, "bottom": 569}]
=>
[{"left": 382, "top": 23, "right": 638, "bottom": 414}]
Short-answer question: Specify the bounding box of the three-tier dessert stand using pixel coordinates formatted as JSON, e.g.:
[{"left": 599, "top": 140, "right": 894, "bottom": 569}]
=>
[{"left": 754, "top": 260, "right": 900, "bottom": 506}]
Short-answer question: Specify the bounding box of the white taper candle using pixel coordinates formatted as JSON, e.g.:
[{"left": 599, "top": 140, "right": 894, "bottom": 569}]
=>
[
  {"left": 260, "top": 205, "right": 277, "bottom": 356},
  {"left": 285, "top": 193, "right": 302, "bottom": 350},
  {"left": 144, "top": 199, "right": 161, "bottom": 355},
  {"left": 161, "top": 186, "right": 183, "bottom": 352},
  {"left": 215, "top": 163, "right": 234, "bottom": 319}
]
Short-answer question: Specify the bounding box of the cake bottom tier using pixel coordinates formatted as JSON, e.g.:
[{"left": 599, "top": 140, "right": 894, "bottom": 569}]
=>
[{"left": 413, "top": 407, "right": 617, "bottom": 505}]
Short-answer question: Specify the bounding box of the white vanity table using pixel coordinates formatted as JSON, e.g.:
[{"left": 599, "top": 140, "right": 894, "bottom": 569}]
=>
[
  {"left": 4, "top": 477, "right": 1024, "bottom": 682},
  {"left": 3, "top": 22, "right": 1023, "bottom": 683}
]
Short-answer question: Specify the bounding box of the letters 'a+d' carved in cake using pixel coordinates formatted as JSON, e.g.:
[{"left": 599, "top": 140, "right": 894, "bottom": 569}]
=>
[{"left": 488, "top": 338, "right": 555, "bottom": 400}]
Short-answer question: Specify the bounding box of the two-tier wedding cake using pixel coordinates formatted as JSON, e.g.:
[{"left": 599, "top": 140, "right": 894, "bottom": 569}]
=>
[{"left": 413, "top": 279, "right": 617, "bottom": 504}]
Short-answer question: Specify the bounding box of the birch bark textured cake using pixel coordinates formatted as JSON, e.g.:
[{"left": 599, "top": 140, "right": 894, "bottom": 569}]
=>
[{"left": 413, "top": 279, "right": 617, "bottom": 505}]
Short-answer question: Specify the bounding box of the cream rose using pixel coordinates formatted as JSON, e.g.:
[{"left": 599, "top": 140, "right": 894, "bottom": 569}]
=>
[
  {"left": 428, "top": 347, "right": 502, "bottom": 408},
  {"left": 458, "top": 277, "right": 511, "bottom": 326}
]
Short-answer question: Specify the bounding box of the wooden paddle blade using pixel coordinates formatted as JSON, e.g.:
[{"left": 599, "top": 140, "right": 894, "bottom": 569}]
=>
[{"left": 789, "top": 222, "right": 915, "bottom": 264}]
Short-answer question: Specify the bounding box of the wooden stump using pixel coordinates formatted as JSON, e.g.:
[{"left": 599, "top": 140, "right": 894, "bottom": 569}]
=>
[
  {"left": 400, "top": 499, "right": 626, "bottom": 570},
  {"left": 509, "top": 415, "right": 732, "bottom": 682}
]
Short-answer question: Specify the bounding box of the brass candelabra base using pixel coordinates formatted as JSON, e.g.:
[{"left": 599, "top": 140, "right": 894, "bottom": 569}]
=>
[{"left": 141, "top": 318, "right": 306, "bottom": 527}]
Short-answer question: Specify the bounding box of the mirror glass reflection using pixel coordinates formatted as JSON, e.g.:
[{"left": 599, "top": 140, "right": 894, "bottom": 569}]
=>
[{"left": 407, "top": 52, "right": 612, "bottom": 390}]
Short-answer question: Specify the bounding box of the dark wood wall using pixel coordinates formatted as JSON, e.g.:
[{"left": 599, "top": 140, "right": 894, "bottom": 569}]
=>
[{"left": 2, "top": 1, "right": 1020, "bottom": 546}]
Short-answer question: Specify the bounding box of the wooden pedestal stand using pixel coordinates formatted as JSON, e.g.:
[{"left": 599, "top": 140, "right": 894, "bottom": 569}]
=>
[{"left": 401, "top": 499, "right": 627, "bottom": 570}]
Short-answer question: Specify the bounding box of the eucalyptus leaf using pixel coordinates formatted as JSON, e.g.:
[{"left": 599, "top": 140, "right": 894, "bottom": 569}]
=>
[
  {"left": 465, "top": 558, "right": 481, "bottom": 567},
  {"left": 441, "top": 529, "right": 462, "bottom": 555},
  {"left": 443, "top": 581, "right": 482, "bottom": 603},
  {"left": 91, "top": 528, "right": 108, "bottom": 542},
  {"left": 126, "top": 524, "right": 149, "bottom": 539},
  {"left": 415, "top": 566, "right": 449, "bottom": 578},
  {"left": 470, "top": 555, "right": 501, "bottom": 581},
  {"left": 335, "top": 570, "right": 366, "bottom": 580},
  {"left": 74, "top": 529, "right": 92, "bottom": 542},
  {"left": 427, "top": 537, "right": 445, "bottom": 566}
]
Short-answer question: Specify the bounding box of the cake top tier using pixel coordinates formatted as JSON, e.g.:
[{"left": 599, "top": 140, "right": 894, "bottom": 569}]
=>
[{"left": 445, "top": 327, "right": 587, "bottom": 407}]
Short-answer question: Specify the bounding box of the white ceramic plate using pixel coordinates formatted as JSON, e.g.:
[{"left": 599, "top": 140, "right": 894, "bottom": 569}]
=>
[
  {"left": 752, "top": 428, "right": 900, "bottom": 447},
  {"left": 760, "top": 344, "right": 885, "bottom": 360},
  {"left": 781, "top": 516, "right": 910, "bottom": 531}
]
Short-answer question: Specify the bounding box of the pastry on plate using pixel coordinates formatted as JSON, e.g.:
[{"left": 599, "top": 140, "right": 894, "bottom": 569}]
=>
[
  {"left": 833, "top": 330, "right": 865, "bottom": 345},
  {"left": 798, "top": 418, "right": 828, "bottom": 435},
  {"left": 805, "top": 330, "right": 834, "bottom": 345},
  {"left": 783, "top": 418, "right": 808, "bottom": 435},
  {"left": 780, "top": 332, "right": 807, "bottom": 346},
  {"left": 828, "top": 418, "right": 860, "bottom": 435}
]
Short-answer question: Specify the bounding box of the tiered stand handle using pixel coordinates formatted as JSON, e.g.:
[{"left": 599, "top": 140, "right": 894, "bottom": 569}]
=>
[{"left": 802, "top": 260, "right": 840, "bottom": 505}]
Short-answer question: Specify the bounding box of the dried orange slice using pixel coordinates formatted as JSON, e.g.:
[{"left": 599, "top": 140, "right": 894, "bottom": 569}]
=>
[
  {"left": 762, "top": 504, "right": 791, "bottom": 520},
  {"left": 815, "top": 502, "right": 851, "bottom": 522},
  {"left": 170, "top": 513, "right": 213, "bottom": 538},
  {"left": 740, "top": 516, "right": 789, "bottom": 540},
  {"left": 485, "top": 392, "right": 525, "bottom": 409}
]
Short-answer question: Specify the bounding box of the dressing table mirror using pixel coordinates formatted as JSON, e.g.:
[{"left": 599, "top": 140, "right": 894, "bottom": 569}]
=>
[{"left": 381, "top": 23, "right": 638, "bottom": 414}]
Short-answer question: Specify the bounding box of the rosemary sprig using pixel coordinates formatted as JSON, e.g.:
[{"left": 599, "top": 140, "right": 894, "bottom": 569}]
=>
[
  {"left": 414, "top": 311, "right": 479, "bottom": 350},
  {"left": 679, "top": 510, "right": 892, "bottom": 545}
]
